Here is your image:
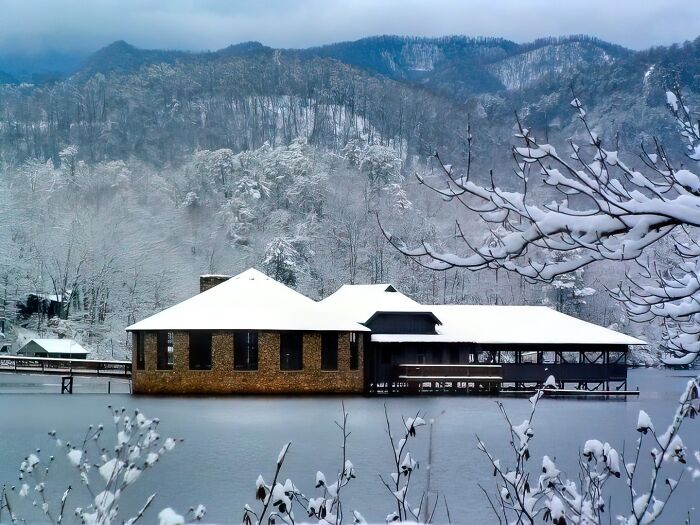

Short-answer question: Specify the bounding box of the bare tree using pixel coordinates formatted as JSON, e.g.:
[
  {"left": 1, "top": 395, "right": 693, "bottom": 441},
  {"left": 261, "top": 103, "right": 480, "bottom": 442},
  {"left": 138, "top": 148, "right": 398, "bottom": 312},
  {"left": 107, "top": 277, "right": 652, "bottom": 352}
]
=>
[{"left": 381, "top": 86, "right": 700, "bottom": 364}]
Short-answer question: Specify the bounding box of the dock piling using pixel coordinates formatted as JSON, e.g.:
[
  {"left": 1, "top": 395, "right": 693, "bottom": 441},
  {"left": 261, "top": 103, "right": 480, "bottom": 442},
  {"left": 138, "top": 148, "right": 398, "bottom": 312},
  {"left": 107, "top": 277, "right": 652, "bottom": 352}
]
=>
[{"left": 61, "top": 376, "right": 73, "bottom": 394}]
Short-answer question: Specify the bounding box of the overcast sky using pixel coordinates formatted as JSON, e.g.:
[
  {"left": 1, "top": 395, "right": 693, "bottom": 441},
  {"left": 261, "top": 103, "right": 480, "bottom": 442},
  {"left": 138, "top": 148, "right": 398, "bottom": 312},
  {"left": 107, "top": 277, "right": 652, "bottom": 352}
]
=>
[{"left": 0, "top": 0, "right": 698, "bottom": 55}]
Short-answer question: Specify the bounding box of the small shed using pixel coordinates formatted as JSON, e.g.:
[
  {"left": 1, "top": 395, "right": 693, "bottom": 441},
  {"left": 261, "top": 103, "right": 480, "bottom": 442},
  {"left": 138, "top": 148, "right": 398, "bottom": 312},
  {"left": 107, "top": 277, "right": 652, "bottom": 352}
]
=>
[{"left": 17, "top": 339, "right": 89, "bottom": 359}]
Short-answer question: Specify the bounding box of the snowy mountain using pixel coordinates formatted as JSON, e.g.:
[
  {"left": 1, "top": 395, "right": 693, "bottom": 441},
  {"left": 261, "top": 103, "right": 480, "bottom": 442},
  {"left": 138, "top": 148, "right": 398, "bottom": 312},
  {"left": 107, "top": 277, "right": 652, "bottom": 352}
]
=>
[
  {"left": 301, "top": 35, "right": 630, "bottom": 97},
  {"left": 487, "top": 39, "right": 619, "bottom": 90},
  {"left": 0, "top": 33, "right": 698, "bottom": 359}
]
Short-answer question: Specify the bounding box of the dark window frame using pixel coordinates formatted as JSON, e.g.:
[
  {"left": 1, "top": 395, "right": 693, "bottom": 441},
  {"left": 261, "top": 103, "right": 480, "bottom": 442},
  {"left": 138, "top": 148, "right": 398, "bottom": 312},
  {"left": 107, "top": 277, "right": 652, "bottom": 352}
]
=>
[
  {"left": 167, "top": 332, "right": 174, "bottom": 367},
  {"left": 234, "top": 331, "right": 259, "bottom": 371},
  {"left": 135, "top": 332, "right": 145, "bottom": 370},
  {"left": 156, "top": 331, "right": 174, "bottom": 370},
  {"left": 321, "top": 332, "right": 339, "bottom": 371},
  {"left": 280, "top": 332, "right": 303, "bottom": 371},
  {"left": 189, "top": 331, "right": 213, "bottom": 370},
  {"left": 349, "top": 333, "right": 359, "bottom": 370}
]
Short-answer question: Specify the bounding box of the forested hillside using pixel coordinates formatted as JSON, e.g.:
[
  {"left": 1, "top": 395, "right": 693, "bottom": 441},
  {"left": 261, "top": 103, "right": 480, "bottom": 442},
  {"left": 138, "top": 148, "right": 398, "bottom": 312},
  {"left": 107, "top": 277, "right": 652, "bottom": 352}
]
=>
[{"left": 1, "top": 34, "right": 698, "bottom": 358}]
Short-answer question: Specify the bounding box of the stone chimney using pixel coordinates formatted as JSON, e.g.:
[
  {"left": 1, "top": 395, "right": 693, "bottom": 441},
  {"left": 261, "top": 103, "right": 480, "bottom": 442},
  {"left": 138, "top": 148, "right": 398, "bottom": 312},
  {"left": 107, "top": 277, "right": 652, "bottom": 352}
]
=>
[{"left": 199, "top": 274, "right": 231, "bottom": 293}]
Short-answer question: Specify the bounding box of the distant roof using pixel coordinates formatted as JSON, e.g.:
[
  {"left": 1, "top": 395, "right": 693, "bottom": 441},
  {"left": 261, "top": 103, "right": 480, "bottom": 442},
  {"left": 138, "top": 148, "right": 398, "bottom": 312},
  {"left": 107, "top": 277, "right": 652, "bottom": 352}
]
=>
[
  {"left": 19, "top": 338, "right": 89, "bottom": 355},
  {"left": 371, "top": 305, "right": 645, "bottom": 346},
  {"left": 320, "top": 283, "right": 427, "bottom": 323},
  {"left": 128, "top": 268, "right": 369, "bottom": 332},
  {"left": 31, "top": 290, "right": 72, "bottom": 303}
]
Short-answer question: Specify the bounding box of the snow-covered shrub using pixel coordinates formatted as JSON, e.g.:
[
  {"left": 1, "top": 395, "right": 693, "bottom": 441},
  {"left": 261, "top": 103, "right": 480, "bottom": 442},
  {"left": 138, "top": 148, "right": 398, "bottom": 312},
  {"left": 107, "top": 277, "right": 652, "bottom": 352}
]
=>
[
  {"left": 7, "top": 406, "right": 204, "bottom": 525},
  {"left": 379, "top": 408, "right": 430, "bottom": 523},
  {"left": 242, "top": 405, "right": 363, "bottom": 524},
  {"left": 479, "top": 376, "right": 700, "bottom": 524},
  {"left": 240, "top": 405, "right": 437, "bottom": 524}
]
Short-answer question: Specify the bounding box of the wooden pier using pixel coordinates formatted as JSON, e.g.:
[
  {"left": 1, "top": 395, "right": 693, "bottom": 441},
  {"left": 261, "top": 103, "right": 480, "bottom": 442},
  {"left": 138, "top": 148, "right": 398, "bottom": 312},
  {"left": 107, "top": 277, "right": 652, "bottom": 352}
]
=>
[
  {"left": 369, "top": 352, "right": 635, "bottom": 396},
  {"left": 374, "top": 364, "right": 503, "bottom": 395},
  {"left": 0, "top": 355, "right": 131, "bottom": 378}
]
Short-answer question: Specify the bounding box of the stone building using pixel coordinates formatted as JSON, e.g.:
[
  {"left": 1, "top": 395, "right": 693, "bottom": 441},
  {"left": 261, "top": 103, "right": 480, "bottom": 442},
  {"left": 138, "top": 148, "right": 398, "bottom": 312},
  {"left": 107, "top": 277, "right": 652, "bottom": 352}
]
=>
[
  {"left": 128, "top": 268, "right": 644, "bottom": 395},
  {"left": 127, "top": 269, "right": 369, "bottom": 394}
]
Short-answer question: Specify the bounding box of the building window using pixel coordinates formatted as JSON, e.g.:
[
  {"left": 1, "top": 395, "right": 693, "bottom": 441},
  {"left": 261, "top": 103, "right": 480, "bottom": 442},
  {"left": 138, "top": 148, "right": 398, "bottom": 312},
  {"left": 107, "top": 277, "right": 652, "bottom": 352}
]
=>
[
  {"left": 156, "top": 331, "right": 174, "bottom": 370},
  {"left": 135, "top": 332, "right": 145, "bottom": 370},
  {"left": 321, "top": 332, "right": 338, "bottom": 370},
  {"left": 189, "top": 332, "right": 212, "bottom": 370},
  {"left": 280, "top": 332, "right": 303, "bottom": 371},
  {"left": 449, "top": 347, "right": 460, "bottom": 364},
  {"left": 234, "top": 332, "right": 258, "bottom": 370},
  {"left": 349, "top": 333, "right": 359, "bottom": 370}
]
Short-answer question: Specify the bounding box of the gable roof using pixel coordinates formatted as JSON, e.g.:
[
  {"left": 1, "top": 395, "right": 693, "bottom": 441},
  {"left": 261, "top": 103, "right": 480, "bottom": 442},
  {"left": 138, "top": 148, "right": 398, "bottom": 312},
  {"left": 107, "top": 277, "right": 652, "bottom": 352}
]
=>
[
  {"left": 320, "top": 283, "right": 428, "bottom": 323},
  {"left": 127, "top": 268, "right": 369, "bottom": 332},
  {"left": 19, "top": 339, "right": 89, "bottom": 355},
  {"left": 371, "top": 305, "right": 645, "bottom": 346}
]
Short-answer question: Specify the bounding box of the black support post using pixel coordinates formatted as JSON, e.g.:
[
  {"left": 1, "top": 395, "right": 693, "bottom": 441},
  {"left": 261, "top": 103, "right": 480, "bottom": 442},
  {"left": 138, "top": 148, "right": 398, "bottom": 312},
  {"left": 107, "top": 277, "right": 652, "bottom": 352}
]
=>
[{"left": 61, "top": 375, "right": 73, "bottom": 394}]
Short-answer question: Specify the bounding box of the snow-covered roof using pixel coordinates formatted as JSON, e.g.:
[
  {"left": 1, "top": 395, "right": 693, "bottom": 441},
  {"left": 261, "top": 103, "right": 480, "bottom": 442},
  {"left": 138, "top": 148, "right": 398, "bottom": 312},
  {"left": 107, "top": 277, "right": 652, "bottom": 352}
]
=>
[
  {"left": 32, "top": 290, "right": 71, "bottom": 302},
  {"left": 127, "top": 268, "right": 370, "bottom": 332},
  {"left": 320, "top": 283, "right": 427, "bottom": 323},
  {"left": 371, "top": 305, "right": 645, "bottom": 346},
  {"left": 19, "top": 338, "right": 89, "bottom": 355}
]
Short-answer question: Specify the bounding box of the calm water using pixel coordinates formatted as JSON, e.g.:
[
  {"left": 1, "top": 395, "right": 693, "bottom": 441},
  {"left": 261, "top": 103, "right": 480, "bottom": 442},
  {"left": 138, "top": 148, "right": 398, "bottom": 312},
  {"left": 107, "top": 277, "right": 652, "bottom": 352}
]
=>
[{"left": 0, "top": 369, "right": 698, "bottom": 523}]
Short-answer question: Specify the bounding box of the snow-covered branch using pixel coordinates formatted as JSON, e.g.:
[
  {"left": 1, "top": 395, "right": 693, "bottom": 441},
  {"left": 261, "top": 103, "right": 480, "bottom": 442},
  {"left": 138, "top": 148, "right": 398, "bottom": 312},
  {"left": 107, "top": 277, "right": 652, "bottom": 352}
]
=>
[
  {"left": 244, "top": 405, "right": 362, "bottom": 525},
  {"left": 478, "top": 376, "right": 700, "bottom": 524},
  {"left": 382, "top": 86, "right": 700, "bottom": 363},
  {"left": 7, "top": 406, "right": 203, "bottom": 525}
]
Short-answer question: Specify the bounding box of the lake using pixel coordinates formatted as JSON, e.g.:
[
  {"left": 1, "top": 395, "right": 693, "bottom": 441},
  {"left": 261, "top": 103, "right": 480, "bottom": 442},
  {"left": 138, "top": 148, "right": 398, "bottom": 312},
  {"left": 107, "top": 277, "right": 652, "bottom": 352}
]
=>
[{"left": 0, "top": 368, "right": 697, "bottom": 523}]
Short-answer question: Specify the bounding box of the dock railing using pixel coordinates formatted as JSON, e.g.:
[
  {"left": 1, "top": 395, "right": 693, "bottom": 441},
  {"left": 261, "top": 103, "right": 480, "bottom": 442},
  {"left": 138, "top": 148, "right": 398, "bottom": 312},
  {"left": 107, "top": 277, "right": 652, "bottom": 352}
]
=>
[
  {"left": 396, "top": 363, "right": 504, "bottom": 382},
  {"left": 0, "top": 355, "right": 132, "bottom": 377}
]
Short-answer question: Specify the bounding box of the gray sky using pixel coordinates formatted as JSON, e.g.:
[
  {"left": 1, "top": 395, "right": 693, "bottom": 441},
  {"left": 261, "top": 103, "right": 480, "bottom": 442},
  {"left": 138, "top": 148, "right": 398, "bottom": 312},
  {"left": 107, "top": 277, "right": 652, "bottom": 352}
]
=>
[{"left": 0, "top": 0, "right": 698, "bottom": 54}]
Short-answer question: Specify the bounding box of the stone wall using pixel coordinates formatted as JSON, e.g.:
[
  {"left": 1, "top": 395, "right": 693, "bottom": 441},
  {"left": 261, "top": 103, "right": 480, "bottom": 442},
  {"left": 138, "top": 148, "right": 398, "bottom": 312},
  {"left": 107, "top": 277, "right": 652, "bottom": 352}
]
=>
[{"left": 132, "top": 330, "right": 364, "bottom": 395}]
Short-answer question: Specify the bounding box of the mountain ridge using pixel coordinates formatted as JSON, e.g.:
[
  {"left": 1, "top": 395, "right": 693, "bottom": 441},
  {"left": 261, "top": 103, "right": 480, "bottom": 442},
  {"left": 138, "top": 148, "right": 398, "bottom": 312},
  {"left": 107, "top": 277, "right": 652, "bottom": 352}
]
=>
[{"left": 0, "top": 33, "right": 653, "bottom": 87}]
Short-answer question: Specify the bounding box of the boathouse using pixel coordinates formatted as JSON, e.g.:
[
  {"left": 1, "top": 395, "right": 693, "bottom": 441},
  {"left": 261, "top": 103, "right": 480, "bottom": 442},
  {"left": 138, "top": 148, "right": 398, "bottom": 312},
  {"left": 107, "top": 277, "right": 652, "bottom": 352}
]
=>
[
  {"left": 17, "top": 338, "right": 89, "bottom": 359},
  {"left": 127, "top": 268, "right": 644, "bottom": 395},
  {"left": 127, "top": 269, "right": 368, "bottom": 394}
]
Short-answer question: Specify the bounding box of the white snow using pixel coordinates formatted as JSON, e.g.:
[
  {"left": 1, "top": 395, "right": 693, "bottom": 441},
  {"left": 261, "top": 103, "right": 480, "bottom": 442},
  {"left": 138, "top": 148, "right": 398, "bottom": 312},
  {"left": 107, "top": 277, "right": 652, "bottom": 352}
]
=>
[
  {"left": 643, "top": 64, "right": 655, "bottom": 81},
  {"left": 157, "top": 508, "right": 184, "bottom": 525},
  {"left": 123, "top": 466, "right": 141, "bottom": 485},
  {"left": 371, "top": 305, "right": 644, "bottom": 345},
  {"left": 277, "top": 442, "right": 291, "bottom": 465},
  {"left": 129, "top": 269, "right": 643, "bottom": 347},
  {"left": 67, "top": 448, "right": 83, "bottom": 467},
  {"left": 128, "top": 268, "right": 369, "bottom": 332},
  {"left": 319, "top": 283, "right": 426, "bottom": 323},
  {"left": 637, "top": 410, "right": 654, "bottom": 433},
  {"left": 17, "top": 338, "right": 89, "bottom": 356},
  {"left": 94, "top": 490, "right": 116, "bottom": 514},
  {"left": 674, "top": 169, "right": 700, "bottom": 192},
  {"left": 192, "top": 504, "right": 206, "bottom": 520},
  {"left": 666, "top": 91, "right": 679, "bottom": 111},
  {"left": 98, "top": 458, "right": 124, "bottom": 482}
]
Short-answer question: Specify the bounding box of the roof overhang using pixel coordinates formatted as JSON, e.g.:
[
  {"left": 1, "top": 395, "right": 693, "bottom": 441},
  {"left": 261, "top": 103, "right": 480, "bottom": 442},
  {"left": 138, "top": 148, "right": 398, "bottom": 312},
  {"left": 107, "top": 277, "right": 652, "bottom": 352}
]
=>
[{"left": 371, "top": 334, "right": 645, "bottom": 345}]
